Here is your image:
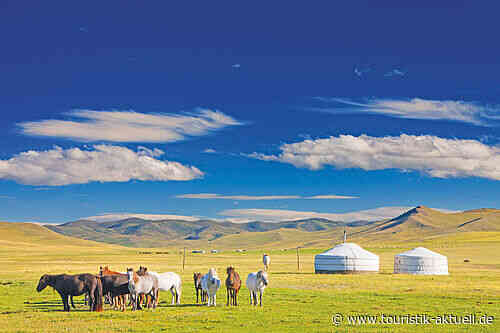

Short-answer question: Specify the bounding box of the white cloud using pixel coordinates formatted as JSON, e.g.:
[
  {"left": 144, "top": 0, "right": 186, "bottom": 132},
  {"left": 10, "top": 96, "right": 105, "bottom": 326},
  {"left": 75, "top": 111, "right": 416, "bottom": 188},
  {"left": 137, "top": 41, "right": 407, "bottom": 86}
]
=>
[
  {"left": 313, "top": 97, "right": 500, "bottom": 126},
  {"left": 232, "top": 64, "right": 241, "bottom": 68},
  {"left": 0, "top": 145, "right": 203, "bottom": 186},
  {"left": 203, "top": 148, "right": 217, "bottom": 153},
  {"left": 248, "top": 134, "right": 500, "bottom": 181},
  {"left": 19, "top": 108, "right": 243, "bottom": 143},
  {"left": 176, "top": 193, "right": 357, "bottom": 200},
  {"left": 219, "top": 206, "right": 412, "bottom": 223},
  {"left": 84, "top": 213, "right": 199, "bottom": 222},
  {"left": 305, "top": 195, "right": 358, "bottom": 199}
]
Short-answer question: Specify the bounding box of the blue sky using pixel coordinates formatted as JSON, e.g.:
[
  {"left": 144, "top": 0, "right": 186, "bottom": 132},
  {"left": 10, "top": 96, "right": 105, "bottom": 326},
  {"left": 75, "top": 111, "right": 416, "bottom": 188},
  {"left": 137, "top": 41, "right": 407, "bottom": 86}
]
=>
[{"left": 1, "top": 1, "right": 499, "bottom": 223}]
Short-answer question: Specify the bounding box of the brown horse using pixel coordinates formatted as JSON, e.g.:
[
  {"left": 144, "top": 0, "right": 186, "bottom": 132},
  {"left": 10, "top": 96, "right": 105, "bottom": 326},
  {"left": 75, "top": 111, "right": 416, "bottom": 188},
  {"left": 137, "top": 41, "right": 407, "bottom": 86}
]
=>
[
  {"left": 193, "top": 272, "right": 207, "bottom": 303},
  {"left": 36, "top": 273, "right": 103, "bottom": 312},
  {"left": 225, "top": 266, "right": 241, "bottom": 306},
  {"left": 99, "top": 266, "right": 129, "bottom": 311}
]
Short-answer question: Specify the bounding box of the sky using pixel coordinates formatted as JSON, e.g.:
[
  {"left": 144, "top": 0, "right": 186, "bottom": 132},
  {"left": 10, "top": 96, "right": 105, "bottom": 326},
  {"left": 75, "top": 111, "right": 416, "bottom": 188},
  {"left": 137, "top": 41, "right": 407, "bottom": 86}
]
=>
[{"left": 1, "top": 1, "right": 499, "bottom": 223}]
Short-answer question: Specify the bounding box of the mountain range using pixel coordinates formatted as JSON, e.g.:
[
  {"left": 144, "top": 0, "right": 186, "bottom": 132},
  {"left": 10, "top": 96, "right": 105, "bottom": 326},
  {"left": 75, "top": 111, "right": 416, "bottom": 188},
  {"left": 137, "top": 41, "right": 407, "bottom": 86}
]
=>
[{"left": 44, "top": 206, "right": 500, "bottom": 248}]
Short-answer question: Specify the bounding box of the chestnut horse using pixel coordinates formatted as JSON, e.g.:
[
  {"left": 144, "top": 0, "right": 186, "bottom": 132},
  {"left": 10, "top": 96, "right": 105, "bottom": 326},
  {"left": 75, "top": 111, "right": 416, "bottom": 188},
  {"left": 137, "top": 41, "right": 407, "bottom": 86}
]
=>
[
  {"left": 225, "top": 266, "right": 241, "bottom": 306},
  {"left": 36, "top": 273, "right": 103, "bottom": 312},
  {"left": 193, "top": 272, "right": 207, "bottom": 303},
  {"left": 99, "top": 266, "right": 129, "bottom": 311}
]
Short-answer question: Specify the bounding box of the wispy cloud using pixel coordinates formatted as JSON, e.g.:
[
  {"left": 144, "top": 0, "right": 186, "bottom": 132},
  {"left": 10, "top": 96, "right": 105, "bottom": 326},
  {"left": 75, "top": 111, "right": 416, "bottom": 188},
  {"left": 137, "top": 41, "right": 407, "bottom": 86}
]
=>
[
  {"left": 176, "top": 193, "right": 357, "bottom": 200},
  {"left": 384, "top": 69, "right": 406, "bottom": 77},
  {"left": 19, "top": 108, "right": 243, "bottom": 143},
  {"left": 0, "top": 195, "right": 15, "bottom": 199},
  {"left": 84, "top": 213, "right": 199, "bottom": 222},
  {"left": 311, "top": 97, "right": 500, "bottom": 126},
  {"left": 247, "top": 134, "right": 500, "bottom": 181},
  {"left": 232, "top": 64, "right": 241, "bottom": 68},
  {"left": 219, "top": 206, "right": 412, "bottom": 223},
  {"left": 305, "top": 195, "right": 358, "bottom": 199},
  {"left": 0, "top": 145, "right": 203, "bottom": 186},
  {"left": 203, "top": 148, "right": 217, "bottom": 153},
  {"left": 354, "top": 64, "right": 373, "bottom": 77}
]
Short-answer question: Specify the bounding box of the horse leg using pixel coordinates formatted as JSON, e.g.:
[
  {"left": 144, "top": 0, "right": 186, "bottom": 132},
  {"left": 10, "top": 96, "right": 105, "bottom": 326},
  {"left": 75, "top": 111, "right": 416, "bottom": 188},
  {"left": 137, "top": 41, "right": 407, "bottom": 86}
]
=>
[
  {"left": 70, "top": 295, "right": 76, "bottom": 309},
  {"left": 137, "top": 294, "right": 143, "bottom": 310},
  {"left": 171, "top": 287, "right": 176, "bottom": 305},
  {"left": 234, "top": 289, "right": 239, "bottom": 306},
  {"left": 89, "top": 286, "right": 96, "bottom": 311},
  {"left": 226, "top": 288, "right": 230, "bottom": 306},
  {"left": 60, "top": 293, "right": 69, "bottom": 312},
  {"left": 259, "top": 290, "right": 263, "bottom": 307},
  {"left": 156, "top": 288, "right": 160, "bottom": 308}
]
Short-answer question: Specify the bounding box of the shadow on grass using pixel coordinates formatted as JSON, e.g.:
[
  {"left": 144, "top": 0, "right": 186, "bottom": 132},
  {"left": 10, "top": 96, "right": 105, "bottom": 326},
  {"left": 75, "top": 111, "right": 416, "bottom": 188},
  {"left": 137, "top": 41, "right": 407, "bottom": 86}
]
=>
[
  {"left": 24, "top": 300, "right": 92, "bottom": 312},
  {"left": 272, "top": 272, "right": 316, "bottom": 275},
  {"left": 157, "top": 303, "right": 205, "bottom": 308}
]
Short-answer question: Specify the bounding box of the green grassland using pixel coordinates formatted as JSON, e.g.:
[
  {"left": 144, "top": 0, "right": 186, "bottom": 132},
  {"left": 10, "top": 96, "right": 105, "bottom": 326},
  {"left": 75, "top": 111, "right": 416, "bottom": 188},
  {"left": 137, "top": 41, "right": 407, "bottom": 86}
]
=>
[{"left": 0, "top": 222, "right": 499, "bottom": 332}]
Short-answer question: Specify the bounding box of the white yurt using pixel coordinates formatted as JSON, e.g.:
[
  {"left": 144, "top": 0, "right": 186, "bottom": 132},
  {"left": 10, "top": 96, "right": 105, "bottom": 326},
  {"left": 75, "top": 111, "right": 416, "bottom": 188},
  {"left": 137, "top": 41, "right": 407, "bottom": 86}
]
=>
[
  {"left": 394, "top": 247, "right": 448, "bottom": 275},
  {"left": 314, "top": 242, "right": 379, "bottom": 274}
]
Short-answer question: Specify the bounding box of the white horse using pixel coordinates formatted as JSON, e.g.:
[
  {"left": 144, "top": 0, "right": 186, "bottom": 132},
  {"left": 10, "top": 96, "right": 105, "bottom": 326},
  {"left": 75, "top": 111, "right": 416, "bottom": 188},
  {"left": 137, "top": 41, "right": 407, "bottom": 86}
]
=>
[
  {"left": 263, "top": 254, "right": 270, "bottom": 271},
  {"left": 246, "top": 270, "right": 268, "bottom": 306},
  {"left": 147, "top": 271, "right": 182, "bottom": 305},
  {"left": 127, "top": 268, "right": 159, "bottom": 310},
  {"left": 201, "top": 268, "right": 221, "bottom": 306}
]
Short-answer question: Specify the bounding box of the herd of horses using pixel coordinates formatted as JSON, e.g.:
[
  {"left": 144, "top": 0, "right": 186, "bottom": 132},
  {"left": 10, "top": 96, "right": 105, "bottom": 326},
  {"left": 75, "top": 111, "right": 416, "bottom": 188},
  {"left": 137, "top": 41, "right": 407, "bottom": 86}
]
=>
[{"left": 36, "top": 255, "right": 271, "bottom": 312}]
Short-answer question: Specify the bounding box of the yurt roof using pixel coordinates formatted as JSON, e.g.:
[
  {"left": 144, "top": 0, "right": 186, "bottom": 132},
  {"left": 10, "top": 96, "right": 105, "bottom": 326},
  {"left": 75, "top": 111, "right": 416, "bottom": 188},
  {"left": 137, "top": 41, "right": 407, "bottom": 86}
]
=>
[
  {"left": 396, "top": 247, "right": 446, "bottom": 259},
  {"left": 316, "top": 242, "right": 378, "bottom": 259}
]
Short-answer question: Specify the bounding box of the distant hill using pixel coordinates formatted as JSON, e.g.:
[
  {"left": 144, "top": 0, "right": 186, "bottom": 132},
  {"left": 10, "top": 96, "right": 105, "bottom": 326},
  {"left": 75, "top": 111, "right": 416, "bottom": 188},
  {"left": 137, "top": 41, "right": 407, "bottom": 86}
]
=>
[
  {"left": 41, "top": 206, "right": 500, "bottom": 248},
  {"left": 350, "top": 206, "right": 500, "bottom": 241},
  {"left": 45, "top": 217, "right": 356, "bottom": 247},
  {"left": 0, "top": 222, "right": 122, "bottom": 251}
]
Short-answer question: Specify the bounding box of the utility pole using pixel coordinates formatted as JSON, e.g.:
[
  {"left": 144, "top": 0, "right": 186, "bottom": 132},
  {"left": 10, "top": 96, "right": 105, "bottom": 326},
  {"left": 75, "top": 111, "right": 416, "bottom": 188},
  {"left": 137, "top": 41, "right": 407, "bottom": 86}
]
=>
[
  {"left": 183, "top": 247, "right": 186, "bottom": 271},
  {"left": 296, "top": 247, "right": 300, "bottom": 271}
]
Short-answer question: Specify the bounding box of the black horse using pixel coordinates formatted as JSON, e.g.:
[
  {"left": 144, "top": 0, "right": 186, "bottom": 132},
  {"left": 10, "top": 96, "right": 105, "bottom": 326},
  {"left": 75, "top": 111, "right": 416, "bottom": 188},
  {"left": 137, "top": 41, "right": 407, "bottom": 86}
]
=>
[
  {"left": 99, "top": 274, "right": 130, "bottom": 311},
  {"left": 36, "top": 273, "right": 103, "bottom": 312}
]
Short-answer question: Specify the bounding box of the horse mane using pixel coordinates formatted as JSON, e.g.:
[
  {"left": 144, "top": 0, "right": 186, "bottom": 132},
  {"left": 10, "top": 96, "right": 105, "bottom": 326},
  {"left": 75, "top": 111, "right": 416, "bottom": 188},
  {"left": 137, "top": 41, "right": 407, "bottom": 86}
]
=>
[
  {"left": 101, "top": 266, "right": 122, "bottom": 276},
  {"left": 134, "top": 271, "right": 139, "bottom": 283},
  {"left": 126, "top": 268, "right": 139, "bottom": 284},
  {"left": 208, "top": 268, "right": 217, "bottom": 277}
]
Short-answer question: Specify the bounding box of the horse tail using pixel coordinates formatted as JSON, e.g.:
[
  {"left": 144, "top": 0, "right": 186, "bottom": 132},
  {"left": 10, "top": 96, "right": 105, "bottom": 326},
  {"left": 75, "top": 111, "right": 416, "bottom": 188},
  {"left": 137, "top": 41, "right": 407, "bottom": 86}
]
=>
[{"left": 94, "top": 276, "right": 103, "bottom": 312}]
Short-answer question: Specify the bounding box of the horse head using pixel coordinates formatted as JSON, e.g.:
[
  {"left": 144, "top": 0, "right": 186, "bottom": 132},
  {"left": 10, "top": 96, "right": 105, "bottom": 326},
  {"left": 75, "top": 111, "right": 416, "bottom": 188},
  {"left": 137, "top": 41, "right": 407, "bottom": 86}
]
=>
[
  {"left": 138, "top": 266, "right": 148, "bottom": 276},
  {"left": 193, "top": 272, "right": 201, "bottom": 286},
  {"left": 257, "top": 271, "right": 269, "bottom": 286},
  {"left": 126, "top": 268, "right": 137, "bottom": 284},
  {"left": 36, "top": 274, "right": 50, "bottom": 292}
]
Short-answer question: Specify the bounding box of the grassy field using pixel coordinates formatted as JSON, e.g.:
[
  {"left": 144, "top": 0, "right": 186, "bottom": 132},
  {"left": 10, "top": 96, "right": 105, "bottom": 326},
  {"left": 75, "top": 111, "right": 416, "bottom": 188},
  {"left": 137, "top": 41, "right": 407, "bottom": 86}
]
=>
[{"left": 0, "top": 223, "right": 499, "bottom": 332}]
